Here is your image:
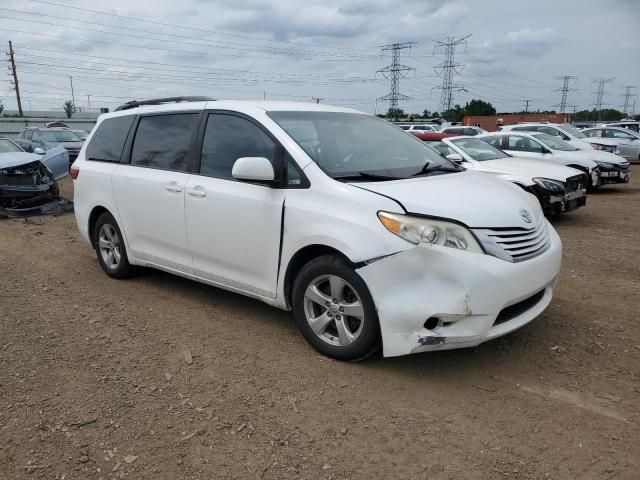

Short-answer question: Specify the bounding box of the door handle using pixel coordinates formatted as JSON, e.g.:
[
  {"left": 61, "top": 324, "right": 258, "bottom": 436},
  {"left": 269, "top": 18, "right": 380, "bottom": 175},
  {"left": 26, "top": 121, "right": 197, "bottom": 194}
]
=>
[
  {"left": 165, "top": 183, "right": 182, "bottom": 193},
  {"left": 187, "top": 187, "right": 207, "bottom": 198}
]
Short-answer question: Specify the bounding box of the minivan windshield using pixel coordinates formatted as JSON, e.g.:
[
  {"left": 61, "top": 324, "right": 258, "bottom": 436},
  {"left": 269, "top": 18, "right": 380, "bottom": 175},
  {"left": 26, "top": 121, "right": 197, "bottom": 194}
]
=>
[
  {"left": 268, "top": 112, "right": 460, "bottom": 180},
  {"left": 558, "top": 123, "right": 586, "bottom": 139},
  {"left": 532, "top": 133, "right": 579, "bottom": 151},
  {"left": 449, "top": 137, "right": 509, "bottom": 161}
]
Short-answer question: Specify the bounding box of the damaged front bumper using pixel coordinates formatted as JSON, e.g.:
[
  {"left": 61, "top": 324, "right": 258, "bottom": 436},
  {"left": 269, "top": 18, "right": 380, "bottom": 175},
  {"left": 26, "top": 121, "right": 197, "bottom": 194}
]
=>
[{"left": 356, "top": 225, "right": 562, "bottom": 357}]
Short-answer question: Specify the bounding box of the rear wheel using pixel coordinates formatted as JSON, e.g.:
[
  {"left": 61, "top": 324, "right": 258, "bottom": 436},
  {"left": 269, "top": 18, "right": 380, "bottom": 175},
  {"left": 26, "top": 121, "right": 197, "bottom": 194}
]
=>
[
  {"left": 292, "top": 255, "right": 380, "bottom": 361},
  {"left": 93, "top": 212, "right": 136, "bottom": 278}
]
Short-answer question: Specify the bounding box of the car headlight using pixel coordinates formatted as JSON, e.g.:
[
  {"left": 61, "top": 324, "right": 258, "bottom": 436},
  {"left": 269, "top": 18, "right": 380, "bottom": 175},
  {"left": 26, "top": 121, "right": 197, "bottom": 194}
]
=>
[
  {"left": 378, "top": 212, "right": 483, "bottom": 253},
  {"left": 532, "top": 177, "right": 566, "bottom": 194},
  {"left": 595, "top": 160, "right": 615, "bottom": 169},
  {"left": 591, "top": 143, "right": 616, "bottom": 153}
]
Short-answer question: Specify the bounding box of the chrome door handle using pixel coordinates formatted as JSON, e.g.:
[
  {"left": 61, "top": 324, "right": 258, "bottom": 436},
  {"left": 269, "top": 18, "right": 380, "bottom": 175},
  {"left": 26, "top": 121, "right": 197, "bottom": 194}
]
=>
[
  {"left": 187, "top": 188, "right": 207, "bottom": 198},
  {"left": 165, "top": 184, "right": 182, "bottom": 193}
]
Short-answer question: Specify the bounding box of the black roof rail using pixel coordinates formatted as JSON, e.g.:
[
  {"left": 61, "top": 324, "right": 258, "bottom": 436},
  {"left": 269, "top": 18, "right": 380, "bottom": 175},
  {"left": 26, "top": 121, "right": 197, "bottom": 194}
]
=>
[{"left": 115, "top": 96, "right": 215, "bottom": 111}]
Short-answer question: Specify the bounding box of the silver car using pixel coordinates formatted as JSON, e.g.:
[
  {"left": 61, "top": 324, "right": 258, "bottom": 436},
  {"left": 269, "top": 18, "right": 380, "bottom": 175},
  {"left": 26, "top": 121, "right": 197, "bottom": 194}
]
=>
[{"left": 581, "top": 127, "right": 640, "bottom": 163}]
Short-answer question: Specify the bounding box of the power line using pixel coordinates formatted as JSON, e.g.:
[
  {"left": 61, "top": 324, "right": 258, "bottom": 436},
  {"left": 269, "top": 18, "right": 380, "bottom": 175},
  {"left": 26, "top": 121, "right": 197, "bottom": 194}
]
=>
[
  {"left": 553, "top": 75, "right": 577, "bottom": 113},
  {"left": 432, "top": 34, "right": 471, "bottom": 114},
  {"left": 620, "top": 86, "right": 636, "bottom": 116},
  {"left": 376, "top": 42, "right": 416, "bottom": 112}
]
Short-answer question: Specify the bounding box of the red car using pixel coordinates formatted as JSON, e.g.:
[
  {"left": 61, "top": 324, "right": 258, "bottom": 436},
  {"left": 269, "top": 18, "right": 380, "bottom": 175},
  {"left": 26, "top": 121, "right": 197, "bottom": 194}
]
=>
[{"left": 413, "top": 132, "right": 459, "bottom": 141}]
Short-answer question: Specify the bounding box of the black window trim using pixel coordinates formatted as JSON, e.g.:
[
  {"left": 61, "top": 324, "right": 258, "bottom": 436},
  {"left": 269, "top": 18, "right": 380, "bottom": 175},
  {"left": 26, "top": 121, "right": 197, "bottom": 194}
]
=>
[
  {"left": 193, "top": 109, "right": 310, "bottom": 189},
  {"left": 122, "top": 110, "right": 205, "bottom": 173}
]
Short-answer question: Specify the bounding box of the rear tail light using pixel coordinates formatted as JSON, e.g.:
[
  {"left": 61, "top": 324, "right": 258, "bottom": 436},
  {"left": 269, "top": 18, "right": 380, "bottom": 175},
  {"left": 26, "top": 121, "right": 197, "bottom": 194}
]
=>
[{"left": 70, "top": 166, "right": 79, "bottom": 179}]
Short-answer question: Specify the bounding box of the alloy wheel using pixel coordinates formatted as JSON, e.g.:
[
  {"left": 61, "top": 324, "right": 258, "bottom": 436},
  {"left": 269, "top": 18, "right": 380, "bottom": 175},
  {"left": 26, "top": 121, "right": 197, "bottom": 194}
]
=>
[{"left": 98, "top": 224, "right": 122, "bottom": 270}]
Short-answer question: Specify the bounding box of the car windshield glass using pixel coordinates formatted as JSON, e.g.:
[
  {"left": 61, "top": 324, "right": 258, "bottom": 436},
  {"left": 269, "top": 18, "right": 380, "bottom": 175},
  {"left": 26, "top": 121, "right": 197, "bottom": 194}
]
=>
[
  {"left": 450, "top": 137, "right": 508, "bottom": 161},
  {"left": 268, "top": 111, "right": 458, "bottom": 179},
  {"left": 40, "top": 130, "right": 82, "bottom": 143},
  {"left": 0, "top": 139, "right": 23, "bottom": 153},
  {"left": 559, "top": 123, "right": 586, "bottom": 139},
  {"left": 532, "top": 133, "right": 579, "bottom": 151}
]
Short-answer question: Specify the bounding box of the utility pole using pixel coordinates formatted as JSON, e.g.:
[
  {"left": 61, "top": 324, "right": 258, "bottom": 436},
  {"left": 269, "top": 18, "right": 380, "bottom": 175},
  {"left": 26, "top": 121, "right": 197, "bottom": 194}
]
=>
[
  {"left": 524, "top": 99, "right": 531, "bottom": 113},
  {"left": 620, "top": 86, "right": 636, "bottom": 117},
  {"left": 432, "top": 34, "right": 471, "bottom": 116},
  {"left": 592, "top": 77, "right": 614, "bottom": 120},
  {"left": 312, "top": 97, "right": 323, "bottom": 104},
  {"left": 553, "top": 75, "right": 577, "bottom": 113},
  {"left": 262, "top": 90, "right": 266, "bottom": 101},
  {"left": 69, "top": 75, "right": 76, "bottom": 106},
  {"left": 87, "top": 94, "right": 91, "bottom": 110},
  {"left": 376, "top": 42, "right": 416, "bottom": 116},
  {"left": 7, "top": 41, "right": 23, "bottom": 116}
]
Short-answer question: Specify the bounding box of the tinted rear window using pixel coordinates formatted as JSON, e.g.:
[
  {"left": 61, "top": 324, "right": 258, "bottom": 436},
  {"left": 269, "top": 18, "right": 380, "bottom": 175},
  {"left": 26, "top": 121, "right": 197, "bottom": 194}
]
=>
[
  {"left": 86, "top": 116, "right": 135, "bottom": 162},
  {"left": 130, "top": 114, "right": 198, "bottom": 172}
]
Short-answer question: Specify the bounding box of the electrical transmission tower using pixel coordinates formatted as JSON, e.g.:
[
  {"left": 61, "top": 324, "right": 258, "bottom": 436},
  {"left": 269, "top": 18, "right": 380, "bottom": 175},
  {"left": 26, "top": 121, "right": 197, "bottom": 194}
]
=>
[
  {"left": 592, "top": 78, "right": 614, "bottom": 118},
  {"left": 376, "top": 42, "right": 416, "bottom": 114},
  {"left": 553, "top": 75, "right": 577, "bottom": 113},
  {"left": 620, "top": 86, "right": 636, "bottom": 116},
  {"left": 432, "top": 34, "right": 471, "bottom": 114}
]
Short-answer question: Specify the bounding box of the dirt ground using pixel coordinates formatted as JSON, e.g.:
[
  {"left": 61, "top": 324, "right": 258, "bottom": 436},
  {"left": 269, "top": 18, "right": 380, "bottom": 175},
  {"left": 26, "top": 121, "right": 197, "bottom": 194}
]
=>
[{"left": 1, "top": 169, "right": 639, "bottom": 480}]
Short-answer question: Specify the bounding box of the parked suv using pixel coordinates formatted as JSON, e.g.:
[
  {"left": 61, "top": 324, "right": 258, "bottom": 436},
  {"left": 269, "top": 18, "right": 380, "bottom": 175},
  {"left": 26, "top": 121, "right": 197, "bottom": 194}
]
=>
[
  {"left": 73, "top": 97, "right": 562, "bottom": 360},
  {"left": 15, "top": 127, "right": 84, "bottom": 166}
]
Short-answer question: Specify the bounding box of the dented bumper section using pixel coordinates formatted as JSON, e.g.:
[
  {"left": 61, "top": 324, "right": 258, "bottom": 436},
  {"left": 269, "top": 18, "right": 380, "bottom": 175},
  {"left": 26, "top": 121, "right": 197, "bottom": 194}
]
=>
[{"left": 357, "top": 225, "right": 562, "bottom": 357}]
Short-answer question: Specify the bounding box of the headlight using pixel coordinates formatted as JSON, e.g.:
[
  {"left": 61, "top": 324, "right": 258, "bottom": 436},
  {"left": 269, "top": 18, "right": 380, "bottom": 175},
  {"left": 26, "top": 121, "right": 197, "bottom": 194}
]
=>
[
  {"left": 591, "top": 144, "right": 616, "bottom": 153},
  {"left": 595, "top": 161, "right": 615, "bottom": 169},
  {"left": 378, "top": 212, "right": 483, "bottom": 253},
  {"left": 532, "top": 177, "right": 566, "bottom": 194}
]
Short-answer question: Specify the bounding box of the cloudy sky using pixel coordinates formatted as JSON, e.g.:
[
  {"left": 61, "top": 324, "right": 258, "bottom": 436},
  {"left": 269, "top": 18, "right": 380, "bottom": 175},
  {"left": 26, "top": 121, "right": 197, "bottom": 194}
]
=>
[{"left": 0, "top": 0, "right": 638, "bottom": 115}]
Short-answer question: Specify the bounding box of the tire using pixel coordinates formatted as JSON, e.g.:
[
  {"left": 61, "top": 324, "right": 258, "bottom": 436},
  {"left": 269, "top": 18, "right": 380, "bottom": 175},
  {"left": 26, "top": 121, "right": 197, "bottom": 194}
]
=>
[
  {"left": 291, "top": 255, "right": 380, "bottom": 361},
  {"left": 93, "top": 212, "right": 136, "bottom": 279}
]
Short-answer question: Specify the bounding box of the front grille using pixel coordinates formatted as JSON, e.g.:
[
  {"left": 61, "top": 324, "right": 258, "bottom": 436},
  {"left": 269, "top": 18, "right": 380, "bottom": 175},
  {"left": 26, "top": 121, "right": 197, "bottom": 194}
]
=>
[
  {"left": 494, "top": 289, "right": 545, "bottom": 326},
  {"left": 565, "top": 174, "right": 587, "bottom": 193},
  {"left": 473, "top": 221, "right": 550, "bottom": 263}
]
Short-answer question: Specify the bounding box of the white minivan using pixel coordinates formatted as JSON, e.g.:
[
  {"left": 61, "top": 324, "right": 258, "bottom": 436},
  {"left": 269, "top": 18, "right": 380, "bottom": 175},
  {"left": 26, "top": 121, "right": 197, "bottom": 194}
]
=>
[{"left": 72, "top": 97, "right": 562, "bottom": 360}]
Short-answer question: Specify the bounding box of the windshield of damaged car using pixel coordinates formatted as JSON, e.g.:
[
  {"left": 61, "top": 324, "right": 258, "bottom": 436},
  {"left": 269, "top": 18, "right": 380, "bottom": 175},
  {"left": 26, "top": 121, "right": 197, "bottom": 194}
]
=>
[
  {"left": 532, "top": 133, "right": 579, "bottom": 151},
  {"left": 450, "top": 137, "right": 509, "bottom": 161},
  {"left": 0, "top": 139, "right": 23, "bottom": 153},
  {"left": 559, "top": 123, "right": 586, "bottom": 139},
  {"left": 40, "top": 130, "right": 82, "bottom": 144},
  {"left": 268, "top": 112, "right": 457, "bottom": 179}
]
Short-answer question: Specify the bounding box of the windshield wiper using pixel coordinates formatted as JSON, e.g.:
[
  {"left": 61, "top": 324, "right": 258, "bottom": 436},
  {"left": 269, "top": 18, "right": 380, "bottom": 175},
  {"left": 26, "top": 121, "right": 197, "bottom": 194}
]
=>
[
  {"left": 333, "top": 171, "right": 403, "bottom": 181},
  {"left": 412, "top": 162, "right": 462, "bottom": 177}
]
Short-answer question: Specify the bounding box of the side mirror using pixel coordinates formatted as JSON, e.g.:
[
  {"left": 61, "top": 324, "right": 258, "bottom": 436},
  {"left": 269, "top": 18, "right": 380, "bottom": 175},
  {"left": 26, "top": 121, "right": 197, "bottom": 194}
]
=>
[
  {"left": 81, "top": 136, "right": 87, "bottom": 141},
  {"left": 33, "top": 147, "right": 46, "bottom": 155},
  {"left": 446, "top": 153, "right": 463, "bottom": 163},
  {"left": 232, "top": 157, "right": 275, "bottom": 182}
]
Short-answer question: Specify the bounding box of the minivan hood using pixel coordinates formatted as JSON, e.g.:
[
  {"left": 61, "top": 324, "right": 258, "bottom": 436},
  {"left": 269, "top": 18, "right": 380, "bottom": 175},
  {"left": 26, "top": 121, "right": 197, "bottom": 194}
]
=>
[
  {"left": 480, "top": 158, "right": 582, "bottom": 181},
  {"left": 354, "top": 170, "right": 542, "bottom": 228}
]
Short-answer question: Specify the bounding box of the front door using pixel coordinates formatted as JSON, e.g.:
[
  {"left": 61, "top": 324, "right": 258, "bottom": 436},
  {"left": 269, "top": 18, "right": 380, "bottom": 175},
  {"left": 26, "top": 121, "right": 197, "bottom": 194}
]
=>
[{"left": 185, "top": 113, "right": 285, "bottom": 298}]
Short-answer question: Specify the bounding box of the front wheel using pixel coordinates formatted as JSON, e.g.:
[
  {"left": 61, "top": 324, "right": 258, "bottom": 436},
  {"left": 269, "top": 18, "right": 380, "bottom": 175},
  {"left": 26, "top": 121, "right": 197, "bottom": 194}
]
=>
[{"left": 292, "top": 255, "right": 380, "bottom": 361}]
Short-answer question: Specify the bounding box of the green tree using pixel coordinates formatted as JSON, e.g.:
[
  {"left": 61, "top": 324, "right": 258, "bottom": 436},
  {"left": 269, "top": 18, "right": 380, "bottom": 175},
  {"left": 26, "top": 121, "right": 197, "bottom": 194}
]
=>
[
  {"left": 0, "top": 101, "right": 4, "bottom": 115},
  {"left": 386, "top": 108, "right": 404, "bottom": 120},
  {"left": 63, "top": 100, "right": 76, "bottom": 119},
  {"left": 463, "top": 99, "right": 496, "bottom": 116}
]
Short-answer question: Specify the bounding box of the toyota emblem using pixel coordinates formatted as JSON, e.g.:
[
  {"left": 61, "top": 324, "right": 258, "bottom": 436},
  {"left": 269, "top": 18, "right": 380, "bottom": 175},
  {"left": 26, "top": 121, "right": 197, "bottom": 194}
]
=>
[{"left": 520, "top": 209, "right": 533, "bottom": 224}]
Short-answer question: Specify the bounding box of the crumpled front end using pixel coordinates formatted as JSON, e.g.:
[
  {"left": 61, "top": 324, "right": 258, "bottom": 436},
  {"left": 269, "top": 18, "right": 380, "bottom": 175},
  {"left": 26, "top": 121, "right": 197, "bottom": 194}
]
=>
[
  {"left": 0, "top": 160, "right": 65, "bottom": 217},
  {"left": 357, "top": 225, "right": 562, "bottom": 357}
]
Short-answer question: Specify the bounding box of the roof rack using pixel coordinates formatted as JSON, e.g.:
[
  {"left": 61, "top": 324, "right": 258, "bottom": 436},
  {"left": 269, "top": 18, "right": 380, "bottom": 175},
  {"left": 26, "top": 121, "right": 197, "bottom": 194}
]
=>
[{"left": 115, "top": 96, "right": 215, "bottom": 111}]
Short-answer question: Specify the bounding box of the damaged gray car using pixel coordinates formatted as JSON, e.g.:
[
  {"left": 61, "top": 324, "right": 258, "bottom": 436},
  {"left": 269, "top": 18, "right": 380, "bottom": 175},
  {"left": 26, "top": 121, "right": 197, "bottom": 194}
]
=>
[{"left": 0, "top": 137, "right": 72, "bottom": 217}]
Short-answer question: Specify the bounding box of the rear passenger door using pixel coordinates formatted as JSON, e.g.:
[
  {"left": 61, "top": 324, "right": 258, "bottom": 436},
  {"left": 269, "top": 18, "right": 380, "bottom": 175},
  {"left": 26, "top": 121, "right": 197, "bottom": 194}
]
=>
[
  {"left": 184, "top": 112, "right": 286, "bottom": 298},
  {"left": 112, "top": 112, "right": 200, "bottom": 273}
]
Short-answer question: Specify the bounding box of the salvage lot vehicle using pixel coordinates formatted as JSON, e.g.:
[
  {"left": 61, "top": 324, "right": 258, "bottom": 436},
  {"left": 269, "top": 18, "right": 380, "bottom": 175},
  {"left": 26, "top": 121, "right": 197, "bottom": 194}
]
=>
[
  {"left": 73, "top": 97, "right": 562, "bottom": 360},
  {"left": 499, "top": 122, "right": 613, "bottom": 152},
  {"left": 0, "top": 137, "right": 70, "bottom": 217},
  {"left": 421, "top": 134, "right": 587, "bottom": 216},
  {"left": 15, "top": 127, "right": 84, "bottom": 165},
  {"left": 581, "top": 126, "right": 640, "bottom": 163},
  {"left": 479, "top": 131, "right": 630, "bottom": 188},
  {"left": 439, "top": 125, "right": 487, "bottom": 136}
]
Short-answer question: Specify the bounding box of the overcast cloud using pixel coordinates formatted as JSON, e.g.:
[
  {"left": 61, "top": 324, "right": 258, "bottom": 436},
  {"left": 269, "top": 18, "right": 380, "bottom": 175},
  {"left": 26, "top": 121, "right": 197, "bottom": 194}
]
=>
[{"left": 0, "top": 0, "right": 638, "bottom": 114}]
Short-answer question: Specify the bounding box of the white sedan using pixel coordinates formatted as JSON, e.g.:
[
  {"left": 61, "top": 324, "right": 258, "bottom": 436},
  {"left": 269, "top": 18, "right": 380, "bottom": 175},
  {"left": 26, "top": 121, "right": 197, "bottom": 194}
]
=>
[
  {"left": 424, "top": 136, "right": 587, "bottom": 216},
  {"left": 581, "top": 126, "right": 640, "bottom": 163}
]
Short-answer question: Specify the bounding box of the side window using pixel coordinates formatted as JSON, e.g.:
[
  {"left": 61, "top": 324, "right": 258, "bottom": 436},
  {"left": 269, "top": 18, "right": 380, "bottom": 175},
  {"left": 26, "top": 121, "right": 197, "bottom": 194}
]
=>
[
  {"left": 86, "top": 115, "right": 135, "bottom": 162},
  {"left": 199, "top": 114, "right": 276, "bottom": 180},
  {"left": 538, "top": 126, "right": 558, "bottom": 136},
  {"left": 508, "top": 135, "right": 543, "bottom": 153},
  {"left": 584, "top": 129, "right": 599, "bottom": 137},
  {"left": 483, "top": 136, "right": 503, "bottom": 149},
  {"left": 608, "top": 129, "right": 633, "bottom": 139},
  {"left": 285, "top": 154, "right": 309, "bottom": 188},
  {"left": 512, "top": 126, "right": 535, "bottom": 132},
  {"left": 131, "top": 114, "right": 197, "bottom": 171},
  {"left": 464, "top": 128, "right": 478, "bottom": 136},
  {"left": 24, "top": 130, "right": 33, "bottom": 140}
]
